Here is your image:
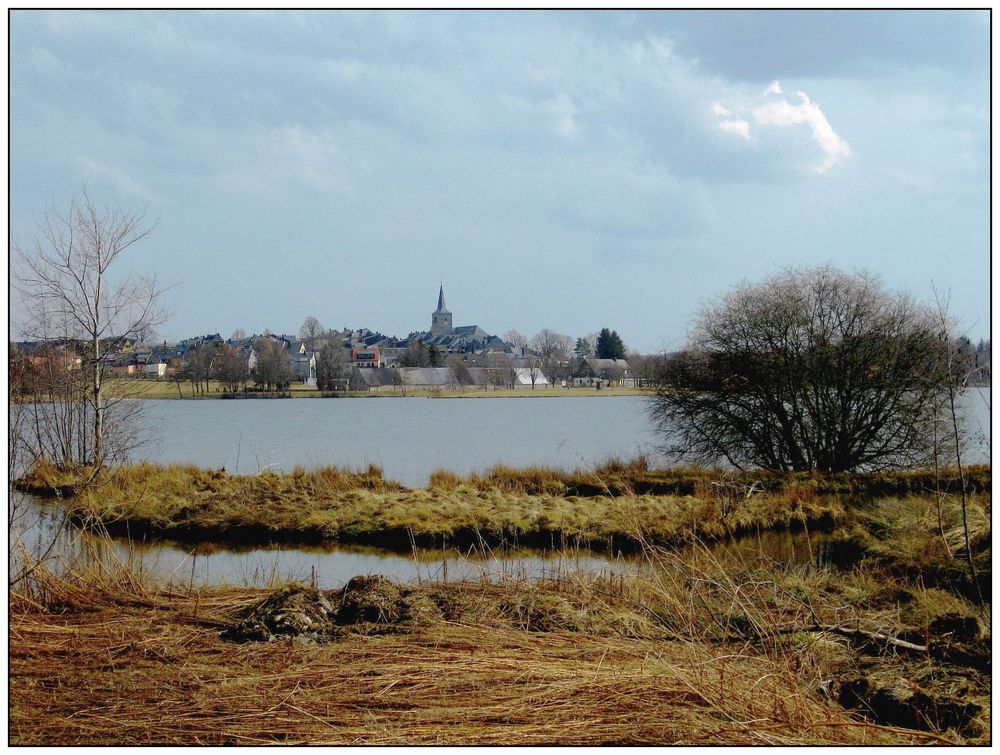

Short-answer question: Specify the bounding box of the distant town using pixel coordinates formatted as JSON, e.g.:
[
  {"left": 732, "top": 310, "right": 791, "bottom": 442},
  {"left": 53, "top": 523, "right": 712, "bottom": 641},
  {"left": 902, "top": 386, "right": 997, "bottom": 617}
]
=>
[{"left": 11, "top": 284, "right": 675, "bottom": 395}]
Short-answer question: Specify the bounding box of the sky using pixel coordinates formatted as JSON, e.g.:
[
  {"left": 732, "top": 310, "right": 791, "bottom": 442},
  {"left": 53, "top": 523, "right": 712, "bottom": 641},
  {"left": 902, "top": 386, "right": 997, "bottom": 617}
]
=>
[{"left": 8, "top": 10, "right": 990, "bottom": 353}]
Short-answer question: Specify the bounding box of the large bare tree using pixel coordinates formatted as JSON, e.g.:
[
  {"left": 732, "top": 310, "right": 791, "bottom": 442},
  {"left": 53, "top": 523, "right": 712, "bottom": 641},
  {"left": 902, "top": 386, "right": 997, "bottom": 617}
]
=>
[
  {"left": 530, "top": 329, "right": 573, "bottom": 384},
  {"left": 13, "top": 189, "right": 169, "bottom": 468},
  {"left": 298, "top": 316, "right": 324, "bottom": 352},
  {"left": 213, "top": 343, "right": 249, "bottom": 394},
  {"left": 650, "top": 267, "right": 956, "bottom": 473}
]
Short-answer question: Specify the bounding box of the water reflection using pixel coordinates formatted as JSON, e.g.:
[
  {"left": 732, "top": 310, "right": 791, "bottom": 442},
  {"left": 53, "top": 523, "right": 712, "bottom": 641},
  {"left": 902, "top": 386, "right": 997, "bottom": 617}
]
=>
[{"left": 11, "top": 493, "right": 834, "bottom": 589}]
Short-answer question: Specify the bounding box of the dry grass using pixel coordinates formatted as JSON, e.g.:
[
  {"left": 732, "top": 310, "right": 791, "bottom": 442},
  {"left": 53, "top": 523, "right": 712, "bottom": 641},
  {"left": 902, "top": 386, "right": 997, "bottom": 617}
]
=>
[
  {"left": 97, "top": 379, "right": 650, "bottom": 400},
  {"left": 10, "top": 549, "right": 982, "bottom": 746},
  {"left": 17, "top": 461, "right": 857, "bottom": 550},
  {"left": 16, "top": 462, "right": 989, "bottom": 561}
]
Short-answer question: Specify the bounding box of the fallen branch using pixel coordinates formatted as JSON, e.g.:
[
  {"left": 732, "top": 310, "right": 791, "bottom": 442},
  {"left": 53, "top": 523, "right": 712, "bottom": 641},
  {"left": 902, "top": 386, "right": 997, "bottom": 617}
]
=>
[{"left": 818, "top": 624, "right": 927, "bottom": 655}]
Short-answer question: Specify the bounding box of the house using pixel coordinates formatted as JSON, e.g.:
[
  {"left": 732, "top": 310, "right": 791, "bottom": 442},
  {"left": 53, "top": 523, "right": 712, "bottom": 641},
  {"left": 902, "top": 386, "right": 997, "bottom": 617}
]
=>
[
  {"left": 351, "top": 346, "right": 383, "bottom": 368},
  {"left": 348, "top": 367, "right": 400, "bottom": 392},
  {"left": 572, "top": 357, "right": 634, "bottom": 388},
  {"left": 144, "top": 362, "right": 167, "bottom": 379},
  {"left": 512, "top": 366, "right": 550, "bottom": 388},
  {"left": 288, "top": 352, "right": 317, "bottom": 386},
  {"left": 398, "top": 367, "right": 458, "bottom": 388}
]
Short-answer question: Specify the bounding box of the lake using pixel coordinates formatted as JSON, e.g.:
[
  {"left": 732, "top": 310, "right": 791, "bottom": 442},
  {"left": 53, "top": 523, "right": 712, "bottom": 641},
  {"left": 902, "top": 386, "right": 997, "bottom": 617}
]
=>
[
  {"left": 141, "top": 396, "right": 663, "bottom": 487},
  {"left": 120, "top": 389, "right": 993, "bottom": 488}
]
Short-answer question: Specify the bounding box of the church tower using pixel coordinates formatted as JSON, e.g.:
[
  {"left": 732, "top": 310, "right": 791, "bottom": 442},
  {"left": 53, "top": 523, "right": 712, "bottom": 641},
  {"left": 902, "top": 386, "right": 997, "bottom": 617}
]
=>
[{"left": 430, "top": 284, "right": 453, "bottom": 336}]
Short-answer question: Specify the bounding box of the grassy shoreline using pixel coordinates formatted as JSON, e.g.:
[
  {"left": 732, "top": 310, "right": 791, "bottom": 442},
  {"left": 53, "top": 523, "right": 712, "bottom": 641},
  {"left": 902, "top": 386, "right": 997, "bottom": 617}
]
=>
[
  {"left": 66, "top": 378, "right": 651, "bottom": 400},
  {"left": 17, "top": 461, "right": 990, "bottom": 561}
]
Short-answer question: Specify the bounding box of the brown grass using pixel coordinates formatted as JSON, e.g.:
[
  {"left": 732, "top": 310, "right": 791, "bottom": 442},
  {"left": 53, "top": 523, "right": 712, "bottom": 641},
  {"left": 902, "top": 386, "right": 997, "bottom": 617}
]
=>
[
  {"left": 16, "top": 461, "right": 989, "bottom": 560},
  {"left": 11, "top": 550, "right": 982, "bottom": 746}
]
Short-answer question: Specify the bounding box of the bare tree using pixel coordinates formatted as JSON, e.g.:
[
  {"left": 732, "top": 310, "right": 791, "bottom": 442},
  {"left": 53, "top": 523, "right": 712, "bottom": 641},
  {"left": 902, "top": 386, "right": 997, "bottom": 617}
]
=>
[
  {"left": 484, "top": 351, "right": 516, "bottom": 389},
  {"left": 530, "top": 329, "right": 573, "bottom": 361},
  {"left": 184, "top": 342, "right": 217, "bottom": 395},
  {"left": 526, "top": 356, "right": 543, "bottom": 389},
  {"left": 503, "top": 329, "right": 528, "bottom": 351},
  {"left": 650, "top": 267, "right": 955, "bottom": 472},
  {"left": 530, "top": 329, "right": 572, "bottom": 385},
  {"left": 13, "top": 189, "right": 170, "bottom": 468},
  {"left": 930, "top": 286, "right": 983, "bottom": 602},
  {"left": 399, "top": 339, "right": 431, "bottom": 367},
  {"left": 251, "top": 337, "right": 291, "bottom": 392},
  {"left": 446, "top": 354, "right": 473, "bottom": 387},
  {"left": 230, "top": 328, "right": 247, "bottom": 341},
  {"left": 214, "top": 343, "right": 249, "bottom": 394},
  {"left": 316, "top": 342, "right": 349, "bottom": 392},
  {"left": 299, "top": 316, "right": 324, "bottom": 352}
]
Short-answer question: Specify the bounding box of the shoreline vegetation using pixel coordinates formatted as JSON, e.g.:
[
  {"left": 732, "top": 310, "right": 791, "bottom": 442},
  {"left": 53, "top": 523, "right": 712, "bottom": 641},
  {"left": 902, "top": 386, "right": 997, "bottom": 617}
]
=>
[
  {"left": 14, "top": 378, "right": 652, "bottom": 401},
  {"left": 17, "top": 460, "right": 990, "bottom": 589},
  {"left": 11, "top": 459, "right": 992, "bottom": 744}
]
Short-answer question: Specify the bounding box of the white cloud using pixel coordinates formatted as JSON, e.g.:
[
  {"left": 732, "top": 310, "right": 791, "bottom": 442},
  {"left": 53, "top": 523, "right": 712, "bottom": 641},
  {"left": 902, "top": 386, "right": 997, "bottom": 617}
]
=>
[
  {"left": 710, "top": 84, "right": 851, "bottom": 172},
  {"left": 718, "top": 119, "right": 750, "bottom": 139},
  {"left": 752, "top": 91, "right": 851, "bottom": 172}
]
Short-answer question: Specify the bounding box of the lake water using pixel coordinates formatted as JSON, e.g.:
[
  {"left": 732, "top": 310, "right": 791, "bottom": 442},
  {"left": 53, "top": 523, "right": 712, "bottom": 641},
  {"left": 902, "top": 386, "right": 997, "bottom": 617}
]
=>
[
  {"left": 122, "top": 389, "right": 993, "bottom": 488},
  {"left": 141, "top": 396, "right": 663, "bottom": 487}
]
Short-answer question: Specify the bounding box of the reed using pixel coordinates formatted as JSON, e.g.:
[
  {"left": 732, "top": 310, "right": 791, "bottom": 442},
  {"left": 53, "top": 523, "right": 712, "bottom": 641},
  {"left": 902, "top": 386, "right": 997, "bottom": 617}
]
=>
[{"left": 10, "top": 532, "right": 988, "bottom": 746}]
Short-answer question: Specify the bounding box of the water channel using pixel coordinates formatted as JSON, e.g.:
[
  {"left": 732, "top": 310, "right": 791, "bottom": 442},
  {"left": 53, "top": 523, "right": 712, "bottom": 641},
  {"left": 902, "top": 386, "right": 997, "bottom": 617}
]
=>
[{"left": 11, "top": 492, "right": 833, "bottom": 589}]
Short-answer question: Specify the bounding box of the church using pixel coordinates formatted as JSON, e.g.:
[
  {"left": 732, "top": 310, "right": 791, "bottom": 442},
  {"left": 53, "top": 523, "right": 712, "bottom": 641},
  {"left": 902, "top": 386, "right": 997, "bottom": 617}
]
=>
[{"left": 419, "top": 284, "right": 503, "bottom": 353}]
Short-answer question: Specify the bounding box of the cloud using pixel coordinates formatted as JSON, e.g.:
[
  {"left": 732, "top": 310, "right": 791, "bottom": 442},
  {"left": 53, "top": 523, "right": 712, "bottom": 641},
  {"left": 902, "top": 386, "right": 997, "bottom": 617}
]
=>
[
  {"left": 712, "top": 83, "right": 851, "bottom": 173},
  {"left": 751, "top": 90, "right": 851, "bottom": 172},
  {"left": 718, "top": 119, "right": 750, "bottom": 139}
]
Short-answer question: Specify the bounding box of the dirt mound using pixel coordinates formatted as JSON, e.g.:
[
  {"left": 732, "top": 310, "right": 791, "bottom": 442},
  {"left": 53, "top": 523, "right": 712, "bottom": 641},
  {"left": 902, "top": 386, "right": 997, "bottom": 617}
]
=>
[
  {"left": 836, "top": 670, "right": 982, "bottom": 734},
  {"left": 928, "top": 613, "right": 990, "bottom": 672},
  {"left": 222, "top": 577, "right": 442, "bottom": 643},
  {"left": 223, "top": 586, "right": 334, "bottom": 643},
  {"left": 336, "top": 575, "right": 406, "bottom": 625}
]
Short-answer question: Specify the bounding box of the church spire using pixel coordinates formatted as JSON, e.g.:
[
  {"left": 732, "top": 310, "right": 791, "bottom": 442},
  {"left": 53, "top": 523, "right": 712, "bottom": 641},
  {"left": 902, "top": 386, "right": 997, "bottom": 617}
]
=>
[
  {"left": 435, "top": 283, "right": 449, "bottom": 314},
  {"left": 430, "top": 282, "right": 452, "bottom": 335}
]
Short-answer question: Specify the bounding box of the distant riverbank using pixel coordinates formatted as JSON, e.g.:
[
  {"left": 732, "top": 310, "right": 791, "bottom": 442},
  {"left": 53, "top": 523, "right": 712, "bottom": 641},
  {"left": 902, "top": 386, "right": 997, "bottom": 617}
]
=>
[{"left": 103, "top": 378, "right": 650, "bottom": 400}]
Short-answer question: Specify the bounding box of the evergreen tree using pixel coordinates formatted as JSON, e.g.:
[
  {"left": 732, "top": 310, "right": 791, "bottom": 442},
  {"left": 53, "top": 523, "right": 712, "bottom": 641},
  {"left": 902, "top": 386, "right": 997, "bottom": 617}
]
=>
[
  {"left": 595, "top": 328, "right": 626, "bottom": 360},
  {"left": 428, "top": 344, "right": 444, "bottom": 367},
  {"left": 574, "top": 337, "right": 592, "bottom": 358}
]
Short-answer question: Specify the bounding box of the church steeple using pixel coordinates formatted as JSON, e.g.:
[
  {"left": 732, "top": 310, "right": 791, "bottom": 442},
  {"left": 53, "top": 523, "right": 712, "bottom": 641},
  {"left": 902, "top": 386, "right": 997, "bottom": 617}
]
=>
[
  {"left": 435, "top": 283, "right": 450, "bottom": 315},
  {"left": 430, "top": 283, "right": 453, "bottom": 335}
]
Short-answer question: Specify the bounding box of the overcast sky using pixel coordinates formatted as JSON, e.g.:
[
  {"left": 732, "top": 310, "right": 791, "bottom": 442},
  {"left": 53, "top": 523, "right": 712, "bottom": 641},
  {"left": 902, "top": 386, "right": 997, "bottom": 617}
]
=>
[{"left": 9, "top": 10, "right": 990, "bottom": 352}]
